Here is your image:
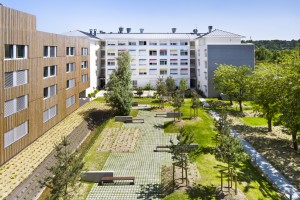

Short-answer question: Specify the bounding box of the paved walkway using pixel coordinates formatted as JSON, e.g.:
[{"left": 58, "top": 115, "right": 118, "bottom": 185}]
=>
[
  {"left": 87, "top": 110, "right": 176, "bottom": 200},
  {"left": 200, "top": 98, "right": 300, "bottom": 200}
]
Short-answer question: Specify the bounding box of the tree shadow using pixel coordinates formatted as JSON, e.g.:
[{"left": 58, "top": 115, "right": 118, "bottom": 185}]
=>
[
  {"left": 136, "top": 183, "right": 163, "bottom": 199},
  {"left": 187, "top": 184, "right": 216, "bottom": 200},
  {"left": 79, "top": 108, "right": 113, "bottom": 130}
]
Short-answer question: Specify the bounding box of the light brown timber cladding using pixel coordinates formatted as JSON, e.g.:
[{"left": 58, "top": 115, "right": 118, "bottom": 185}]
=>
[{"left": 0, "top": 6, "right": 90, "bottom": 164}]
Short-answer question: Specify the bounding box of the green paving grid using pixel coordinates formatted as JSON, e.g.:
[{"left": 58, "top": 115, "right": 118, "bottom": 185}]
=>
[{"left": 87, "top": 110, "right": 176, "bottom": 200}]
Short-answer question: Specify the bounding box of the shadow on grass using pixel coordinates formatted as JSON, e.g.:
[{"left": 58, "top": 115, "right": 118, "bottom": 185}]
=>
[
  {"left": 136, "top": 183, "right": 163, "bottom": 199},
  {"left": 79, "top": 108, "right": 113, "bottom": 130},
  {"left": 187, "top": 184, "right": 216, "bottom": 200}
]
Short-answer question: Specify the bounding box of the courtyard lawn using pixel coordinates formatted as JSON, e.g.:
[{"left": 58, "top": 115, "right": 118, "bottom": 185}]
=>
[
  {"left": 241, "top": 117, "right": 268, "bottom": 126},
  {"left": 163, "top": 98, "right": 281, "bottom": 200}
]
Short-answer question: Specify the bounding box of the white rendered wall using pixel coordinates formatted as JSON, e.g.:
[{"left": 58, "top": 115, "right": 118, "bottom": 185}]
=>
[{"left": 86, "top": 40, "right": 100, "bottom": 94}]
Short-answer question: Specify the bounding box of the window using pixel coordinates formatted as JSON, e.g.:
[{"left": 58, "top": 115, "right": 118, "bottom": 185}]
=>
[
  {"left": 5, "top": 70, "right": 28, "bottom": 88},
  {"left": 159, "top": 42, "right": 167, "bottom": 46},
  {"left": 5, "top": 44, "right": 28, "bottom": 59},
  {"left": 82, "top": 74, "right": 88, "bottom": 83},
  {"left": 4, "top": 95, "right": 28, "bottom": 117},
  {"left": 180, "top": 59, "right": 189, "bottom": 65},
  {"left": 118, "top": 41, "right": 126, "bottom": 46},
  {"left": 118, "top": 49, "right": 126, "bottom": 55},
  {"left": 205, "top": 61, "right": 208, "bottom": 69},
  {"left": 107, "top": 69, "right": 115, "bottom": 75},
  {"left": 139, "top": 68, "right": 147, "bottom": 75},
  {"left": 149, "top": 59, "right": 157, "bottom": 65},
  {"left": 170, "top": 59, "right": 178, "bottom": 66},
  {"left": 43, "top": 105, "right": 57, "bottom": 122},
  {"left": 139, "top": 49, "right": 147, "bottom": 56},
  {"left": 139, "top": 41, "right": 147, "bottom": 45},
  {"left": 197, "top": 69, "right": 200, "bottom": 76},
  {"left": 66, "top": 63, "right": 75, "bottom": 72},
  {"left": 160, "top": 59, "right": 167, "bottom": 65},
  {"left": 197, "top": 49, "right": 200, "bottom": 56},
  {"left": 204, "top": 49, "right": 207, "bottom": 57},
  {"left": 66, "top": 95, "right": 76, "bottom": 108},
  {"left": 132, "top": 80, "right": 137, "bottom": 88},
  {"left": 44, "top": 46, "right": 57, "bottom": 57},
  {"left": 180, "top": 49, "right": 188, "bottom": 56},
  {"left": 107, "top": 41, "right": 116, "bottom": 46},
  {"left": 204, "top": 72, "right": 208, "bottom": 80},
  {"left": 44, "top": 85, "right": 56, "bottom": 99},
  {"left": 107, "top": 50, "right": 115, "bottom": 56},
  {"left": 43, "top": 65, "right": 57, "bottom": 78},
  {"left": 160, "top": 68, "right": 168, "bottom": 75},
  {"left": 160, "top": 49, "right": 167, "bottom": 56},
  {"left": 66, "top": 47, "right": 75, "bottom": 56},
  {"left": 4, "top": 121, "right": 28, "bottom": 148},
  {"left": 82, "top": 48, "right": 88, "bottom": 55},
  {"left": 131, "top": 58, "right": 136, "bottom": 66},
  {"left": 131, "top": 69, "right": 137, "bottom": 76},
  {"left": 107, "top": 59, "right": 115, "bottom": 66},
  {"left": 66, "top": 79, "right": 76, "bottom": 89},
  {"left": 197, "top": 59, "right": 200, "bottom": 66},
  {"left": 149, "top": 69, "right": 157, "bottom": 75},
  {"left": 129, "top": 49, "right": 136, "bottom": 56},
  {"left": 170, "top": 68, "right": 178, "bottom": 75},
  {"left": 180, "top": 68, "right": 189, "bottom": 75},
  {"left": 170, "top": 49, "right": 178, "bottom": 56},
  {"left": 149, "top": 41, "right": 157, "bottom": 45},
  {"left": 81, "top": 61, "right": 88, "bottom": 69},
  {"left": 180, "top": 41, "right": 188, "bottom": 46},
  {"left": 129, "top": 41, "right": 136, "bottom": 46},
  {"left": 170, "top": 42, "right": 177, "bottom": 46},
  {"left": 149, "top": 50, "right": 157, "bottom": 56},
  {"left": 139, "top": 59, "right": 147, "bottom": 66}
]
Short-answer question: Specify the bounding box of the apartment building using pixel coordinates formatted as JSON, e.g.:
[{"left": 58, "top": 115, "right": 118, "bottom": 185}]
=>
[{"left": 0, "top": 6, "right": 90, "bottom": 165}]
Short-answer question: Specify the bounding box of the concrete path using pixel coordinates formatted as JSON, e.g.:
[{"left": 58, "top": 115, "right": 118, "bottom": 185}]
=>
[
  {"left": 200, "top": 98, "right": 300, "bottom": 200},
  {"left": 87, "top": 110, "right": 176, "bottom": 200}
]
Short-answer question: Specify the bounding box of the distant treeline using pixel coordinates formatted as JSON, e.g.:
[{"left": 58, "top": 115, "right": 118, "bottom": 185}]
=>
[{"left": 242, "top": 40, "right": 300, "bottom": 50}]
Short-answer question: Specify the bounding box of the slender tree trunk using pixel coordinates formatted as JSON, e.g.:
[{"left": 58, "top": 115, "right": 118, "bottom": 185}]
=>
[
  {"left": 267, "top": 117, "right": 272, "bottom": 132},
  {"left": 228, "top": 163, "right": 230, "bottom": 193},
  {"left": 292, "top": 131, "right": 298, "bottom": 151},
  {"left": 239, "top": 100, "right": 243, "bottom": 112},
  {"left": 229, "top": 97, "right": 233, "bottom": 105}
]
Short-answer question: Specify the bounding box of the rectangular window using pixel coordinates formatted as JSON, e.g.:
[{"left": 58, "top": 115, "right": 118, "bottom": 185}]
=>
[
  {"left": 160, "top": 59, "right": 167, "bottom": 65},
  {"left": 170, "top": 68, "right": 178, "bottom": 75},
  {"left": 118, "top": 41, "right": 126, "bottom": 46},
  {"left": 44, "top": 46, "right": 57, "bottom": 57},
  {"left": 132, "top": 80, "right": 137, "bottom": 87},
  {"left": 149, "top": 69, "right": 157, "bottom": 75},
  {"left": 4, "top": 121, "right": 28, "bottom": 148},
  {"left": 81, "top": 61, "right": 88, "bottom": 69},
  {"left": 43, "top": 65, "right": 57, "bottom": 78},
  {"left": 170, "top": 59, "right": 178, "bottom": 66},
  {"left": 66, "top": 47, "right": 75, "bottom": 56},
  {"left": 118, "top": 49, "right": 126, "bottom": 55},
  {"left": 66, "top": 63, "right": 75, "bottom": 72},
  {"left": 128, "top": 41, "right": 136, "bottom": 46},
  {"left": 149, "top": 41, "right": 157, "bottom": 45},
  {"left": 4, "top": 95, "right": 28, "bottom": 117},
  {"left": 139, "top": 49, "right": 147, "bottom": 56},
  {"left": 139, "top": 59, "right": 147, "bottom": 66},
  {"left": 139, "top": 41, "right": 147, "bottom": 45},
  {"left": 107, "top": 49, "right": 116, "bottom": 56},
  {"left": 205, "top": 61, "right": 208, "bottom": 69},
  {"left": 81, "top": 74, "right": 88, "bottom": 83},
  {"left": 160, "top": 49, "right": 167, "bottom": 56},
  {"left": 131, "top": 69, "right": 137, "bottom": 76},
  {"left": 129, "top": 49, "right": 136, "bottom": 56},
  {"left": 107, "top": 69, "right": 115, "bottom": 75},
  {"left": 170, "top": 49, "right": 178, "bottom": 56},
  {"left": 159, "top": 42, "right": 167, "bottom": 46},
  {"left": 204, "top": 49, "right": 207, "bottom": 57},
  {"left": 180, "top": 68, "right": 189, "bottom": 75},
  {"left": 107, "top": 41, "right": 116, "bottom": 46},
  {"left": 180, "top": 41, "right": 188, "bottom": 46},
  {"left": 180, "top": 59, "right": 189, "bottom": 65},
  {"left": 44, "top": 85, "right": 56, "bottom": 99},
  {"left": 43, "top": 105, "right": 57, "bottom": 122},
  {"left": 160, "top": 68, "right": 168, "bottom": 75},
  {"left": 5, "top": 44, "right": 28, "bottom": 59},
  {"left": 139, "top": 68, "right": 147, "bottom": 75},
  {"left": 66, "top": 78, "right": 76, "bottom": 89},
  {"left": 5, "top": 70, "right": 28, "bottom": 88},
  {"left": 107, "top": 59, "right": 115, "bottom": 66},
  {"left": 204, "top": 72, "right": 208, "bottom": 80},
  {"left": 149, "top": 50, "right": 157, "bottom": 56},
  {"left": 180, "top": 49, "right": 188, "bottom": 56},
  {"left": 82, "top": 48, "right": 88, "bottom": 55},
  {"left": 149, "top": 59, "right": 157, "bottom": 65},
  {"left": 170, "top": 42, "right": 177, "bottom": 46},
  {"left": 66, "top": 95, "right": 76, "bottom": 108}
]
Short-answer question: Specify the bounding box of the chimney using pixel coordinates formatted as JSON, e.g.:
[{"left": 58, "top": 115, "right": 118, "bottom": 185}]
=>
[
  {"left": 119, "top": 27, "right": 124, "bottom": 33},
  {"left": 208, "top": 26, "right": 213, "bottom": 33},
  {"left": 140, "top": 28, "right": 144, "bottom": 33},
  {"left": 126, "top": 28, "right": 131, "bottom": 33},
  {"left": 94, "top": 29, "right": 97, "bottom": 36},
  {"left": 89, "top": 29, "right": 93, "bottom": 35},
  {"left": 193, "top": 29, "right": 198, "bottom": 34},
  {"left": 172, "top": 28, "right": 176, "bottom": 33}
]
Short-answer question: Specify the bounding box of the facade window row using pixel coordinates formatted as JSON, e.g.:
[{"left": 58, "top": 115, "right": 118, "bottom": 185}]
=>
[
  {"left": 4, "top": 121, "right": 28, "bottom": 148},
  {"left": 43, "top": 105, "right": 57, "bottom": 122},
  {"left": 4, "top": 95, "right": 28, "bottom": 117},
  {"left": 106, "top": 41, "right": 189, "bottom": 46},
  {"left": 107, "top": 49, "right": 188, "bottom": 57},
  {"left": 131, "top": 68, "right": 189, "bottom": 76},
  {"left": 5, "top": 70, "right": 28, "bottom": 88},
  {"left": 5, "top": 44, "right": 28, "bottom": 59},
  {"left": 81, "top": 74, "right": 88, "bottom": 83}
]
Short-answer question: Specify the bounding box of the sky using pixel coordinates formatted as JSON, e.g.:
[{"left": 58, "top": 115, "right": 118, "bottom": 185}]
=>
[{"left": 1, "top": 0, "right": 299, "bottom": 40}]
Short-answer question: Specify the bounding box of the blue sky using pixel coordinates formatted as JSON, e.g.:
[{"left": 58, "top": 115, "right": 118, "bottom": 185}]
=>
[{"left": 1, "top": 0, "right": 299, "bottom": 40}]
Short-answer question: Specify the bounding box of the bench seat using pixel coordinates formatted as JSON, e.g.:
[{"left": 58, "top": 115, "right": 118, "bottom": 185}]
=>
[{"left": 101, "top": 176, "right": 135, "bottom": 185}]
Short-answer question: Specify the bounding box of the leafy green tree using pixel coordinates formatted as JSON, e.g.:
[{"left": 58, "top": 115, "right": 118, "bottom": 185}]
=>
[
  {"left": 190, "top": 91, "right": 200, "bottom": 118},
  {"left": 136, "top": 87, "right": 143, "bottom": 98},
  {"left": 179, "top": 79, "right": 188, "bottom": 98},
  {"left": 40, "top": 137, "right": 84, "bottom": 200},
  {"left": 172, "top": 89, "right": 184, "bottom": 121},
  {"left": 166, "top": 76, "right": 176, "bottom": 97},
  {"left": 144, "top": 82, "right": 152, "bottom": 90},
  {"left": 255, "top": 47, "right": 273, "bottom": 62},
  {"left": 105, "top": 51, "right": 132, "bottom": 115},
  {"left": 251, "top": 64, "right": 283, "bottom": 131},
  {"left": 156, "top": 77, "right": 167, "bottom": 108}
]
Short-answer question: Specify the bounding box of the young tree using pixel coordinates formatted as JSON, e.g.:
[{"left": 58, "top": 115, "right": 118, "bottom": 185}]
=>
[
  {"left": 172, "top": 89, "right": 184, "bottom": 121},
  {"left": 190, "top": 91, "right": 200, "bottom": 119},
  {"left": 156, "top": 77, "right": 167, "bottom": 108},
  {"left": 166, "top": 76, "right": 176, "bottom": 97},
  {"left": 105, "top": 51, "right": 132, "bottom": 115},
  {"left": 179, "top": 79, "right": 188, "bottom": 98},
  {"left": 40, "top": 137, "right": 84, "bottom": 200},
  {"left": 136, "top": 87, "right": 144, "bottom": 98}
]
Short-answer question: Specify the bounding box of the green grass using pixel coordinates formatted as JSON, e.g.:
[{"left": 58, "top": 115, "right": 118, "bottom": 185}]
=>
[
  {"left": 163, "top": 99, "right": 281, "bottom": 200},
  {"left": 241, "top": 117, "right": 268, "bottom": 126},
  {"left": 93, "top": 97, "right": 106, "bottom": 103},
  {"left": 130, "top": 109, "right": 139, "bottom": 117}
]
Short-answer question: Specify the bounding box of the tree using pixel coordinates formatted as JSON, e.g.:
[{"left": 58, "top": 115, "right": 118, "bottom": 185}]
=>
[
  {"left": 166, "top": 76, "right": 176, "bottom": 97},
  {"left": 40, "top": 137, "right": 84, "bottom": 200},
  {"left": 251, "top": 64, "right": 283, "bottom": 131},
  {"left": 179, "top": 79, "right": 188, "bottom": 98},
  {"left": 105, "top": 51, "right": 132, "bottom": 115},
  {"left": 156, "top": 77, "right": 167, "bottom": 108},
  {"left": 136, "top": 87, "right": 143, "bottom": 98},
  {"left": 172, "top": 89, "right": 184, "bottom": 121},
  {"left": 190, "top": 91, "right": 200, "bottom": 119}
]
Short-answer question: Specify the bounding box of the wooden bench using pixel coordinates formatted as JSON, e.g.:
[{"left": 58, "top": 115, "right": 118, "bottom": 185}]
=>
[
  {"left": 132, "top": 102, "right": 138, "bottom": 106},
  {"left": 154, "top": 145, "right": 170, "bottom": 152},
  {"left": 115, "top": 116, "right": 132, "bottom": 122},
  {"left": 126, "top": 117, "right": 144, "bottom": 123},
  {"left": 155, "top": 113, "right": 167, "bottom": 117},
  {"left": 100, "top": 176, "right": 135, "bottom": 185}
]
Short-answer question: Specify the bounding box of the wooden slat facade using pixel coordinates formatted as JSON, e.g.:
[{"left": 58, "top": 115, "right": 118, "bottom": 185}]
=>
[{"left": 0, "top": 6, "right": 90, "bottom": 165}]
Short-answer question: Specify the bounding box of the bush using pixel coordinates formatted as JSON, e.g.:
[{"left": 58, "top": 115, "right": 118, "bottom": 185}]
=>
[
  {"left": 144, "top": 82, "right": 152, "bottom": 90},
  {"left": 153, "top": 93, "right": 158, "bottom": 99},
  {"left": 196, "top": 88, "right": 206, "bottom": 98}
]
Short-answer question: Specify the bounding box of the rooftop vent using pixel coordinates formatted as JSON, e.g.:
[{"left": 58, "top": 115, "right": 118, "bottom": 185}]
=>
[
  {"left": 193, "top": 29, "right": 198, "bottom": 34},
  {"left": 89, "top": 29, "right": 93, "bottom": 35},
  {"left": 140, "top": 28, "right": 144, "bottom": 33},
  {"left": 119, "top": 27, "right": 124, "bottom": 33},
  {"left": 94, "top": 29, "right": 97, "bottom": 36},
  {"left": 126, "top": 28, "right": 131, "bottom": 33},
  {"left": 172, "top": 28, "right": 176, "bottom": 33},
  {"left": 208, "top": 26, "right": 213, "bottom": 33}
]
